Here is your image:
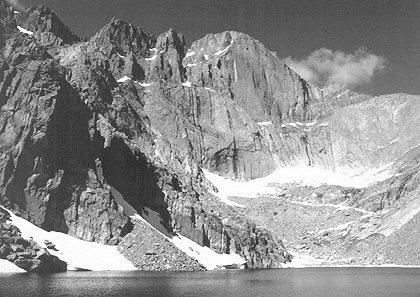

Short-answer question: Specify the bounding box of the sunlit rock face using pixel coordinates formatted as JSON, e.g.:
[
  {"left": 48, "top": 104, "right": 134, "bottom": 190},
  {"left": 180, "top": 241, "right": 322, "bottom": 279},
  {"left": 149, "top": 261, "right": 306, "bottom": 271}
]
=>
[
  {"left": 0, "top": 0, "right": 418, "bottom": 271},
  {"left": 0, "top": 2, "right": 291, "bottom": 270}
]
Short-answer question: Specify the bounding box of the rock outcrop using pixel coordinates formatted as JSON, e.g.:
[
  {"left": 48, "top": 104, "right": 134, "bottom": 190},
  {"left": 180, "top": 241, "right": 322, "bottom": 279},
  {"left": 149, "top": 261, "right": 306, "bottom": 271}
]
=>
[
  {"left": 0, "top": 2, "right": 293, "bottom": 270},
  {"left": 0, "top": 0, "right": 418, "bottom": 271},
  {"left": 0, "top": 207, "right": 67, "bottom": 272}
]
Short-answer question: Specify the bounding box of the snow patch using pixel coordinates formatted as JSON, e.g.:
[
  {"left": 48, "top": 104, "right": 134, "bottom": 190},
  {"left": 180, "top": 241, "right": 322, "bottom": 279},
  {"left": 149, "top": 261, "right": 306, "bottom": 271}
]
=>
[
  {"left": 182, "top": 81, "right": 192, "bottom": 87},
  {"left": 204, "top": 54, "right": 209, "bottom": 60},
  {"left": 17, "top": 26, "right": 33, "bottom": 35},
  {"left": 145, "top": 54, "right": 158, "bottom": 61},
  {"left": 282, "top": 252, "right": 325, "bottom": 268},
  {"left": 186, "top": 63, "right": 197, "bottom": 67},
  {"left": 204, "top": 87, "right": 216, "bottom": 93},
  {"left": 233, "top": 59, "right": 238, "bottom": 81},
  {"left": 362, "top": 198, "right": 420, "bottom": 238},
  {"left": 317, "top": 221, "right": 358, "bottom": 235},
  {"left": 185, "top": 51, "right": 195, "bottom": 58},
  {"left": 2, "top": 207, "right": 136, "bottom": 271},
  {"left": 130, "top": 213, "right": 246, "bottom": 270},
  {"left": 202, "top": 165, "right": 393, "bottom": 204},
  {"left": 0, "top": 259, "right": 26, "bottom": 274},
  {"left": 13, "top": 11, "right": 20, "bottom": 14},
  {"left": 170, "top": 235, "right": 246, "bottom": 270},
  {"left": 117, "top": 53, "right": 125, "bottom": 59},
  {"left": 257, "top": 121, "right": 272, "bottom": 126},
  {"left": 214, "top": 45, "right": 231, "bottom": 56},
  {"left": 117, "top": 76, "right": 131, "bottom": 83},
  {"left": 281, "top": 121, "right": 317, "bottom": 128}
]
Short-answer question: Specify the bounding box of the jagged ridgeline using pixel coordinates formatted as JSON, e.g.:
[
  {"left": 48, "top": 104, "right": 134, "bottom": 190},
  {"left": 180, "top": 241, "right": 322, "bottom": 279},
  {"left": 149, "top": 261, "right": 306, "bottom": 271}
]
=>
[
  {"left": 0, "top": 1, "right": 293, "bottom": 271},
  {"left": 1, "top": 0, "right": 419, "bottom": 272}
]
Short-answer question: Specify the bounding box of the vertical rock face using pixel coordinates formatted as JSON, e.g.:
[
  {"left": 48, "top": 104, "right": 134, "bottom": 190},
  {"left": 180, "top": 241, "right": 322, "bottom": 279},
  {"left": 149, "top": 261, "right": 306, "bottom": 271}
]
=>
[
  {"left": 1, "top": 1, "right": 416, "bottom": 271},
  {"left": 184, "top": 31, "right": 322, "bottom": 124},
  {"left": 0, "top": 2, "right": 297, "bottom": 269},
  {"left": 0, "top": 33, "right": 131, "bottom": 243}
]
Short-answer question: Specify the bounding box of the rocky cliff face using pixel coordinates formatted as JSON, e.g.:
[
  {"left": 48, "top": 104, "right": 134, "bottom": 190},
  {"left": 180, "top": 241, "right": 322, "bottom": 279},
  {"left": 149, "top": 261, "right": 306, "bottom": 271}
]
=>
[
  {"left": 0, "top": 1, "right": 293, "bottom": 270},
  {"left": 0, "top": 0, "right": 418, "bottom": 272}
]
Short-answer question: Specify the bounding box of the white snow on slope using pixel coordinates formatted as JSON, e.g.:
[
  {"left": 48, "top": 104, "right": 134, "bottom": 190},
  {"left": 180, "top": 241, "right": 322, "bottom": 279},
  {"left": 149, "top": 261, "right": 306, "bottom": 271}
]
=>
[
  {"left": 117, "top": 53, "right": 125, "bottom": 59},
  {"left": 186, "top": 63, "right": 197, "bottom": 67},
  {"left": 215, "top": 45, "right": 231, "bottom": 56},
  {"left": 282, "top": 252, "right": 324, "bottom": 268},
  {"left": 204, "top": 54, "right": 209, "bottom": 60},
  {"left": 145, "top": 54, "right": 158, "bottom": 61},
  {"left": 282, "top": 251, "right": 420, "bottom": 268},
  {"left": 13, "top": 11, "right": 20, "bottom": 14},
  {"left": 202, "top": 165, "right": 392, "bottom": 204},
  {"left": 204, "top": 87, "right": 216, "bottom": 92},
  {"left": 117, "top": 76, "right": 131, "bottom": 83},
  {"left": 182, "top": 81, "right": 192, "bottom": 87},
  {"left": 379, "top": 199, "right": 420, "bottom": 237},
  {"left": 1, "top": 207, "right": 136, "bottom": 271},
  {"left": 170, "top": 235, "right": 246, "bottom": 270},
  {"left": 257, "top": 121, "right": 272, "bottom": 126},
  {"left": 281, "top": 121, "right": 317, "bottom": 128},
  {"left": 357, "top": 198, "right": 420, "bottom": 239},
  {"left": 233, "top": 59, "right": 238, "bottom": 81},
  {"left": 17, "top": 26, "right": 33, "bottom": 35},
  {"left": 130, "top": 213, "right": 246, "bottom": 270},
  {"left": 0, "top": 259, "right": 26, "bottom": 274},
  {"left": 136, "top": 81, "right": 151, "bottom": 87},
  {"left": 185, "top": 51, "right": 195, "bottom": 58}
]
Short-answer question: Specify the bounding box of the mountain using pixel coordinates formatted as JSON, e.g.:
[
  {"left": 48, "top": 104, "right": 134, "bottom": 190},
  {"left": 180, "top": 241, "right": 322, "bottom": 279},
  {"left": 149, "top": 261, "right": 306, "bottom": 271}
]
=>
[{"left": 0, "top": 1, "right": 418, "bottom": 272}]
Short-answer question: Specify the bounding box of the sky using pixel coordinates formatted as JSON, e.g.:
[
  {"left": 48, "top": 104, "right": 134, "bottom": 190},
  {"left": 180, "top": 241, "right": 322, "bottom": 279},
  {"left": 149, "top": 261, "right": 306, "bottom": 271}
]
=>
[{"left": 16, "top": 0, "right": 420, "bottom": 95}]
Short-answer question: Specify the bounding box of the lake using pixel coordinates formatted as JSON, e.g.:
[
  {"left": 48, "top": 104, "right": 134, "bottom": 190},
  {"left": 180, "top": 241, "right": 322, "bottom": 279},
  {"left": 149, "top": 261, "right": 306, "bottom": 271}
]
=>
[{"left": 0, "top": 268, "right": 419, "bottom": 297}]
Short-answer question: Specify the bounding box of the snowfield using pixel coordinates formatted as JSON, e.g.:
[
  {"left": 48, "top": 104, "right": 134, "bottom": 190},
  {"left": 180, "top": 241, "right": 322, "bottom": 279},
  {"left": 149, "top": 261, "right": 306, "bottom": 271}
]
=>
[
  {"left": 0, "top": 259, "right": 26, "bottom": 274},
  {"left": 117, "top": 76, "right": 131, "bottom": 83},
  {"left": 1, "top": 207, "right": 137, "bottom": 272},
  {"left": 145, "top": 54, "right": 158, "bottom": 61},
  {"left": 257, "top": 121, "right": 272, "bottom": 126},
  {"left": 170, "top": 235, "right": 246, "bottom": 270},
  {"left": 181, "top": 81, "right": 192, "bottom": 87},
  {"left": 185, "top": 51, "right": 195, "bottom": 58},
  {"left": 202, "top": 165, "right": 393, "bottom": 205},
  {"left": 17, "top": 26, "right": 33, "bottom": 35},
  {"left": 0, "top": 205, "right": 246, "bottom": 272},
  {"left": 130, "top": 213, "right": 246, "bottom": 270}
]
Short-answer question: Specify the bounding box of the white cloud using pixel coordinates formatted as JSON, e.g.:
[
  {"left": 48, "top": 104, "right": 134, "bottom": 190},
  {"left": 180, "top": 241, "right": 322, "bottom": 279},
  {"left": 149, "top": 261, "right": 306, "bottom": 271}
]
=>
[{"left": 285, "top": 48, "right": 386, "bottom": 88}]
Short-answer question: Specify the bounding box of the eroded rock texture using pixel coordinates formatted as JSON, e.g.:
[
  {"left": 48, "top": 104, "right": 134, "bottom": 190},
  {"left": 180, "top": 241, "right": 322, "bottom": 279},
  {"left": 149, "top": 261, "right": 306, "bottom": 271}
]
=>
[
  {"left": 1, "top": 0, "right": 418, "bottom": 270},
  {"left": 0, "top": 1, "right": 293, "bottom": 269}
]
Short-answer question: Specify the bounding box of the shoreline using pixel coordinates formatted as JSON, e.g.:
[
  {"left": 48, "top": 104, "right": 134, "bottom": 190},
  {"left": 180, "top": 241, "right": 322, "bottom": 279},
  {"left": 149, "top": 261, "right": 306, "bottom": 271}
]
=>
[{"left": 2, "top": 263, "right": 420, "bottom": 275}]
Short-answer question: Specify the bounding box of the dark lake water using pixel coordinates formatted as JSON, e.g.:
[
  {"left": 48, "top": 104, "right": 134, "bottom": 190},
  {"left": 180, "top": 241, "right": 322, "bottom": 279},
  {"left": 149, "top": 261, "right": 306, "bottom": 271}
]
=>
[{"left": 0, "top": 268, "right": 419, "bottom": 297}]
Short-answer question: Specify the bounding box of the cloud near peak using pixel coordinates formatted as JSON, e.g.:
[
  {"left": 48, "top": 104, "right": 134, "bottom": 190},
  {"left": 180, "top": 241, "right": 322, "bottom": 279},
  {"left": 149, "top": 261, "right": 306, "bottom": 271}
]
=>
[{"left": 285, "top": 48, "right": 386, "bottom": 89}]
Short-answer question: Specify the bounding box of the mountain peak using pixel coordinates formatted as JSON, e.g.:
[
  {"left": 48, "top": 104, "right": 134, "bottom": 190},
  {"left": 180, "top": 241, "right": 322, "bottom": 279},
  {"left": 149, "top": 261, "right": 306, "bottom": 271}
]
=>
[
  {"left": 14, "top": 4, "right": 79, "bottom": 45},
  {"left": 92, "top": 18, "right": 155, "bottom": 57}
]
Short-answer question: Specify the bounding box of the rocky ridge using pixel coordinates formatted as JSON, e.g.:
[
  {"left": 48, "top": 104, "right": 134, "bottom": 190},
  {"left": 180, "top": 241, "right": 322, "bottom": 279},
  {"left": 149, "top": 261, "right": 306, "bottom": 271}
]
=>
[
  {"left": 0, "top": 1, "right": 291, "bottom": 271},
  {"left": 0, "top": 0, "right": 418, "bottom": 272}
]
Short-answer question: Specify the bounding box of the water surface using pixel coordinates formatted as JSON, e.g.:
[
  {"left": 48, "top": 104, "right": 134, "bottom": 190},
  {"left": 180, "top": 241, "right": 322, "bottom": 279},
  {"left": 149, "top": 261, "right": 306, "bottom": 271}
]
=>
[{"left": 0, "top": 268, "right": 419, "bottom": 297}]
